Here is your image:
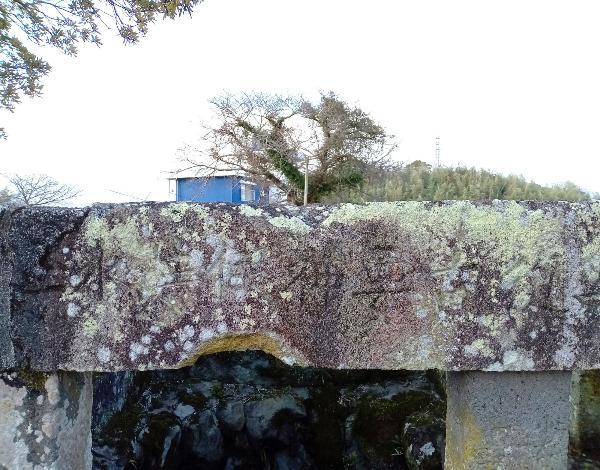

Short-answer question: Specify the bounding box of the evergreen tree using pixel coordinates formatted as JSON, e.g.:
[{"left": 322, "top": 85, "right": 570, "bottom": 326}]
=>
[{"left": 323, "top": 161, "right": 591, "bottom": 203}]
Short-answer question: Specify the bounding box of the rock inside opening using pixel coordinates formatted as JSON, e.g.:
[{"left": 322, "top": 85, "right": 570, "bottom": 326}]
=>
[{"left": 92, "top": 350, "right": 447, "bottom": 469}]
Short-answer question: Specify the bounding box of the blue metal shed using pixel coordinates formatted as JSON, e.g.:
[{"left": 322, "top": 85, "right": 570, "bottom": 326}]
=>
[{"left": 171, "top": 175, "right": 267, "bottom": 204}]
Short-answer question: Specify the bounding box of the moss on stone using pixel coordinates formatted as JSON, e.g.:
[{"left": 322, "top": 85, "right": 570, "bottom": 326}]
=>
[
  {"left": 352, "top": 391, "right": 436, "bottom": 463},
  {"left": 16, "top": 369, "right": 51, "bottom": 392}
]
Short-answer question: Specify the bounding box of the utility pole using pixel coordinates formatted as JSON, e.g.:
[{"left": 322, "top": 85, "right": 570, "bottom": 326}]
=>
[
  {"left": 302, "top": 151, "right": 309, "bottom": 205},
  {"left": 435, "top": 136, "right": 441, "bottom": 167}
]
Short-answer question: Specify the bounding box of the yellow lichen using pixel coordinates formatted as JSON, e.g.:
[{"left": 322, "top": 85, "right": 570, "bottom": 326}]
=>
[
  {"left": 323, "top": 201, "right": 565, "bottom": 316},
  {"left": 83, "top": 318, "right": 99, "bottom": 337},
  {"left": 445, "top": 405, "right": 484, "bottom": 469},
  {"left": 176, "top": 332, "right": 302, "bottom": 367},
  {"left": 582, "top": 236, "right": 600, "bottom": 283},
  {"left": 269, "top": 215, "right": 311, "bottom": 234},
  {"left": 464, "top": 338, "right": 494, "bottom": 358},
  {"left": 160, "top": 203, "right": 190, "bottom": 223}
]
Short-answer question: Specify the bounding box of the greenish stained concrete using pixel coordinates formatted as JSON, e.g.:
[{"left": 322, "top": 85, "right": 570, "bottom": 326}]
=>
[{"left": 570, "top": 370, "right": 600, "bottom": 464}]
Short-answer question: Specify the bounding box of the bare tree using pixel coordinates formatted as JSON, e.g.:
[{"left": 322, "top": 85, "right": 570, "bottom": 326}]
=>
[
  {"left": 5, "top": 174, "right": 81, "bottom": 206},
  {"left": 179, "top": 92, "right": 398, "bottom": 204}
]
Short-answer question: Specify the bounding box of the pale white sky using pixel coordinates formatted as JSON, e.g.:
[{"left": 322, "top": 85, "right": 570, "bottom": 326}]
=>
[{"left": 1, "top": 0, "right": 599, "bottom": 204}]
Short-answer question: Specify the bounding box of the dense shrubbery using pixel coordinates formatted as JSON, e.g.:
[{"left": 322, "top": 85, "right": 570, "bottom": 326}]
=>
[{"left": 323, "top": 160, "right": 592, "bottom": 203}]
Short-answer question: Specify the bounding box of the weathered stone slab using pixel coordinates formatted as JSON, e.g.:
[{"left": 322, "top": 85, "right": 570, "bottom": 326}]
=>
[
  {"left": 0, "top": 371, "right": 93, "bottom": 469},
  {"left": 0, "top": 208, "right": 14, "bottom": 370},
  {"left": 445, "top": 371, "right": 572, "bottom": 469},
  {"left": 0, "top": 200, "right": 599, "bottom": 372}
]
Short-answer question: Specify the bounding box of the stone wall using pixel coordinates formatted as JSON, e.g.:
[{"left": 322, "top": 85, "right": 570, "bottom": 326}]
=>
[{"left": 1, "top": 200, "right": 599, "bottom": 373}]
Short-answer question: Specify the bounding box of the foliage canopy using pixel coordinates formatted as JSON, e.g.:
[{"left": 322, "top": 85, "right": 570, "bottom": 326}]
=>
[
  {"left": 180, "top": 92, "right": 398, "bottom": 204},
  {"left": 0, "top": 0, "right": 202, "bottom": 137}
]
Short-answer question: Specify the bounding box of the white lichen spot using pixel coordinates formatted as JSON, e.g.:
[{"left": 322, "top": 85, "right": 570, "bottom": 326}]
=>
[
  {"left": 418, "top": 336, "right": 434, "bottom": 360},
  {"left": 97, "top": 346, "right": 111, "bottom": 364},
  {"left": 141, "top": 223, "right": 153, "bottom": 238},
  {"left": 199, "top": 328, "right": 216, "bottom": 341},
  {"left": 554, "top": 341, "right": 576, "bottom": 368},
  {"left": 281, "top": 355, "right": 298, "bottom": 366},
  {"left": 239, "top": 205, "right": 264, "bottom": 217},
  {"left": 69, "top": 274, "right": 83, "bottom": 287},
  {"left": 157, "top": 274, "right": 175, "bottom": 287},
  {"left": 217, "top": 322, "right": 228, "bottom": 334},
  {"left": 415, "top": 307, "right": 428, "bottom": 319},
  {"left": 189, "top": 249, "right": 204, "bottom": 269},
  {"left": 183, "top": 340, "right": 194, "bottom": 352},
  {"left": 164, "top": 340, "right": 175, "bottom": 352},
  {"left": 230, "top": 276, "right": 243, "bottom": 286},
  {"left": 251, "top": 251, "right": 262, "bottom": 264},
  {"left": 486, "top": 350, "right": 534, "bottom": 371},
  {"left": 129, "top": 342, "right": 148, "bottom": 361},
  {"left": 214, "top": 308, "right": 225, "bottom": 321},
  {"left": 141, "top": 335, "right": 152, "bottom": 345},
  {"left": 67, "top": 302, "right": 80, "bottom": 318},
  {"left": 177, "top": 325, "right": 195, "bottom": 343},
  {"left": 419, "top": 442, "right": 435, "bottom": 458},
  {"left": 175, "top": 404, "right": 195, "bottom": 419},
  {"left": 280, "top": 291, "right": 293, "bottom": 301},
  {"left": 62, "top": 247, "right": 70, "bottom": 254},
  {"left": 513, "top": 290, "right": 530, "bottom": 309}
]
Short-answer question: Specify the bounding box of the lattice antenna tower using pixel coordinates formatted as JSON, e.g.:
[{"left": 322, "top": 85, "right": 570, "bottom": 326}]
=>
[{"left": 435, "top": 136, "right": 441, "bottom": 167}]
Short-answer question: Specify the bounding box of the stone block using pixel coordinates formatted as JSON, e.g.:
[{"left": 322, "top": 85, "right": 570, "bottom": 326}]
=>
[{"left": 445, "top": 371, "right": 571, "bottom": 469}]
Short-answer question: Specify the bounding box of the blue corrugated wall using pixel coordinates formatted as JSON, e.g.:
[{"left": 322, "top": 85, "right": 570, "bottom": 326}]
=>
[{"left": 176, "top": 177, "right": 265, "bottom": 204}]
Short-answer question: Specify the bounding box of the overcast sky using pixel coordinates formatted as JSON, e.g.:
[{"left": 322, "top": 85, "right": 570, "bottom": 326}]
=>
[{"left": 1, "top": 0, "right": 599, "bottom": 204}]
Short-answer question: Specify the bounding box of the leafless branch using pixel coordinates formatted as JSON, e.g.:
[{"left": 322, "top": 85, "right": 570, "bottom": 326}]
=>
[{"left": 5, "top": 173, "right": 81, "bottom": 206}]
